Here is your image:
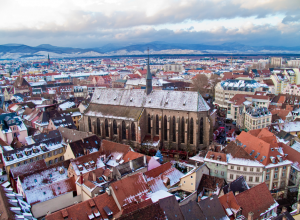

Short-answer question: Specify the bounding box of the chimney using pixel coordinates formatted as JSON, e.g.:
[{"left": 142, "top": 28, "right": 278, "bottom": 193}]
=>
[
  {"left": 92, "top": 171, "right": 96, "bottom": 182},
  {"left": 248, "top": 212, "right": 254, "bottom": 220},
  {"left": 281, "top": 207, "right": 287, "bottom": 214},
  {"left": 80, "top": 172, "right": 83, "bottom": 184}
]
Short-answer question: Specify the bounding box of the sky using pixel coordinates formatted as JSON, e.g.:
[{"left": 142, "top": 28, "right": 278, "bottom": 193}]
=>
[{"left": 0, "top": 0, "right": 300, "bottom": 48}]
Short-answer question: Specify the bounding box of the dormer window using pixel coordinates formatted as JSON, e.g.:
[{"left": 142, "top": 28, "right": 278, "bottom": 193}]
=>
[
  {"left": 250, "top": 150, "right": 255, "bottom": 156},
  {"left": 183, "top": 101, "right": 186, "bottom": 106},
  {"left": 114, "top": 96, "right": 117, "bottom": 100},
  {"left": 165, "top": 99, "right": 169, "bottom": 104},
  {"left": 148, "top": 99, "right": 152, "bottom": 103},
  {"left": 130, "top": 97, "right": 133, "bottom": 102}
]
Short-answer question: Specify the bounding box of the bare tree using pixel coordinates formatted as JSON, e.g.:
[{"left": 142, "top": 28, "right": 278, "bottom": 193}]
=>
[
  {"left": 209, "top": 74, "right": 222, "bottom": 98},
  {"left": 192, "top": 74, "right": 209, "bottom": 96}
]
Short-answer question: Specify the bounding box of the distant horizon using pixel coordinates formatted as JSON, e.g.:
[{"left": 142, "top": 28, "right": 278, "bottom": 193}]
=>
[
  {"left": 2, "top": 41, "right": 300, "bottom": 49},
  {"left": 0, "top": 0, "right": 299, "bottom": 48}
]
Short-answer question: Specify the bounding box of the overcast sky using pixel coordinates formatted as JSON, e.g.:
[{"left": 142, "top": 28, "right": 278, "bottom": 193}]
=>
[{"left": 0, "top": 0, "right": 300, "bottom": 48}]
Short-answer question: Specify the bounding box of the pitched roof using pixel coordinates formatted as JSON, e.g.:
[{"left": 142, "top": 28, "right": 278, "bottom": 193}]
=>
[
  {"left": 158, "top": 195, "right": 185, "bottom": 220},
  {"left": 236, "top": 183, "right": 278, "bottom": 219},
  {"left": 222, "top": 176, "right": 249, "bottom": 195},
  {"left": 144, "top": 162, "right": 172, "bottom": 180},
  {"left": 197, "top": 174, "right": 225, "bottom": 195},
  {"left": 100, "top": 140, "right": 130, "bottom": 157},
  {"left": 198, "top": 195, "right": 229, "bottom": 220},
  {"left": 58, "top": 127, "right": 93, "bottom": 143},
  {"left": 90, "top": 88, "right": 210, "bottom": 112},
  {"left": 219, "top": 191, "right": 241, "bottom": 217},
  {"left": 46, "top": 192, "right": 120, "bottom": 220},
  {"left": 110, "top": 172, "right": 150, "bottom": 208},
  {"left": 118, "top": 201, "right": 166, "bottom": 220},
  {"left": 10, "top": 160, "right": 47, "bottom": 179},
  {"left": 122, "top": 151, "right": 144, "bottom": 163},
  {"left": 69, "top": 135, "right": 101, "bottom": 158},
  {"left": 180, "top": 200, "right": 206, "bottom": 220}
]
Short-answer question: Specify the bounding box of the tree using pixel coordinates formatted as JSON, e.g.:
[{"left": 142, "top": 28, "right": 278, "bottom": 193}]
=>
[
  {"left": 192, "top": 74, "right": 209, "bottom": 96},
  {"left": 155, "top": 150, "right": 163, "bottom": 163},
  {"left": 209, "top": 74, "right": 222, "bottom": 98}
]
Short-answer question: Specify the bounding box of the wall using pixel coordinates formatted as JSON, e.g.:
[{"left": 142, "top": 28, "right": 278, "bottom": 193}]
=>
[
  {"left": 227, "top": 164, "right": 263, "bottom": 187},
  {"left": 64, "top": 144, "right": 75, "bottom": 160},
  {"left": 31, "top": 191, "right": 81, "bottom": 218}
]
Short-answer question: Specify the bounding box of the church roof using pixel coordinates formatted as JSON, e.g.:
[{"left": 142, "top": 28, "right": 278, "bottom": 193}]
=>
[
  {"left": 85, "top": 104, "right": 144, "bottom": 121},
  {"left": 90, "top": 88, "right": 210, "bottom": 112}
]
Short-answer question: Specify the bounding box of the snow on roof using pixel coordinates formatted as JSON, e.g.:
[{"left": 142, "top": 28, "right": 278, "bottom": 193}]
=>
[
  {"left": 25, "top": 177, "right": 75, "bottom": 205},
  {"left": 59, "top": 101, "right": 75, "bottom": 110},
  {"left": 149, "top": 190, "right": 173, "bottom": 203},
  {"left": 91, "top": 88, "right": 210, "bottom": 112},
  {"left": 291, "top": 141, "right": 300, "bottom": 153},
  {"left": 227, "top": 154, "right": 264, "bottom": 167},
  {"left": 20, "top": 166, "right": 68, "bottom": 193}
]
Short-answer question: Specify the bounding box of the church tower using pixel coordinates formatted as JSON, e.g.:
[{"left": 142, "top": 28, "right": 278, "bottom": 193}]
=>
[
  {"left": 145, "top": 48, "right": 152, "bottom": 95},
  {"left": 48, "top": 54, "right": 51, "bottom": 66}
]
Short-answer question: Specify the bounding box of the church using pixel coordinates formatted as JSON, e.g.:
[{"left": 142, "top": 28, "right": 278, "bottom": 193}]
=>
[{"left": 79, "top": 56, "right": 213, "bottom": 151}]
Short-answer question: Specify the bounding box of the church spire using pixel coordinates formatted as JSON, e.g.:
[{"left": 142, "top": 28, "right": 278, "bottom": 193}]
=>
[
  {"left": 145, "top": 48, "right": 152, "bottom": 95},
  {"left": 48, "top": 54, "right": 50, "bottom": 66}
]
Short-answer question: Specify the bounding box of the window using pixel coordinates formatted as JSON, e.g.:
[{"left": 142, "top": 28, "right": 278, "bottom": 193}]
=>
[
  {"left": 237, "top": 166, "right": 240, "bottom": 170},
  {"left": 24, "top": 161, "right": 27, "bottom": 164},
  {"left": 215, "top": 170, "right": 218, "bottom": 174},
  {"left": 54, "top": 158, "right": 58, "bottom": 163},
  {"left": 283, "top": 166, "right": 286, "bottom": 170},
  {"left": 54, "top": 150, "right": 57, "bottom": 155},
  {"left": 244, "top": 167, "right": 247, "bottom": 171},
  {"left": 255, "top": 177, "right": 259, "bottom": 182},
  {"left": 36, "top": 156, "right": 39, "bottom": 161},
  {"left": 191, "top": 176, "right": 193, "bottom": 179},
  {"left": 17, "top": 163, "right": 20, "bottom": 166},
  {"left": 231, "top": 166, "right": 234, "bottom": 169},
  {"left": 250, "top": 168, "right": 253, "bottom": 172},
  {"left": 282, "top": 171, "right": 285, "bottom": 177},
  {"left": 257, "top": 168, "right": 260, "bottom": 172},
  {"left": 266, "top": 174, "right": 270, "bottom": 180},
  {"left": 249, "top": 177, "right": 253, "bottom": 182},
  {"left": 221, "top": 171, "right": 224, "bottom": 176},
  {"left": 274, "top": 173, "right": 278, "bottom": 179},
  {"left": 275, "top": 167, "right": 278, "bottom": 171},
  {"left": 230, "top": 174, "right": 233, "bottom": 179},
  {"left": 191, "top": 183, "right": 193, "bottom": 185},
  {"left": 281, "top": 182, "right": 285, "bottom": 187},
  {"left": 42, "top": 154, "right": 45, "bottom": 159},
  {"left": 49, "top": 160, "right": 53, "bottom": 165},
  {"left": 267, "top": 169, "right": 270, "bottom": 173},
  {"left": 48, "top": 152, "right": 52, "bottom": 157}
]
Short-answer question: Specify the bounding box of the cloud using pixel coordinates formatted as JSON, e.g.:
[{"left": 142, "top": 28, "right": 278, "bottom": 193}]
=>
[{"left": 0, "top": 0, "right": 299, "bottom": 47}]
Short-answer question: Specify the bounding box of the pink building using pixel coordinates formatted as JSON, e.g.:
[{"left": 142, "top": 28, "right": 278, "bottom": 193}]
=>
[{"left": 0, "top": 113, "right": 28, "bottom": 145}]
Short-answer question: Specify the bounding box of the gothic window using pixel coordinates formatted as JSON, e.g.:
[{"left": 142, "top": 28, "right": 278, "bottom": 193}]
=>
[
  {"left": 105, "top": 119, "right": 109, "bottom": 137},
  {"left": 156, "top": 115, "right": 159, "bottom": 135},
  {"left": 181, "top": 117, "right": 185, "bottom": 143},
  {"left": 172, "top": 116, "right": 176, "bottom": 142},
  {"left": 88, "top": 117, "right": 92, "bottom": 132},
  {"left": 190, "top": 118, "right": 194, "bottom": 144},
  {"left": 113, "top": 120, "right": 117, "bottom": 135},
  {"left": 148, "top": 114, "right": 151, "bottom": 134},
  {"left": 200, "top": 117, "right": 203, "bottom": 144},
  {"left": 164, "top": 115, "right": 167, "bottom": 141},
  {"left": 97, "top": 118, "right": 100, "bottom": 135},
  {"left": 122, "top": 121, "right": 126, "bottom": 140},
  {"left": 131, "top": 122, "right": 136, "bottom": 141}
]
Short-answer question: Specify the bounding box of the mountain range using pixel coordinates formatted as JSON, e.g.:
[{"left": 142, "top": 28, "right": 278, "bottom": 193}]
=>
[{"left": 0, "top": 42, "right": 300, "bottom": 60}]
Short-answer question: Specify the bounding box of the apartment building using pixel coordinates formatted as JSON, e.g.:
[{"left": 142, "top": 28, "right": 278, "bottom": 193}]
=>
[
  {"left": 270, "top": 71, "right": 290, "bottom": 94},
  {"left": 1, "top": 131, "right": 65, "bottom": 177},
  {"left": 227, "top": 94, "right": 270, "bottom": 121},
  {"left": 236, "top": 129, "right": 292, "bottom": 191},
  {"left": 214, "top": 79, "right": 267, "bottom": 109},
  {"left": 240, "top": 106, "right": 272, "bottom": 131}
]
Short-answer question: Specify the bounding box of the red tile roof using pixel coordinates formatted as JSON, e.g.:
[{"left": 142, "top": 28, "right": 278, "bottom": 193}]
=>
[
  {"left": 100, "top": 140, "right": 130, "bottom": 157},
  {"left": 110, "top": 172, "right": 150, "bottom": 208},
  {"left": 122, "top": 151, "right": 144, "bottom": 163},
  {"left": 236, "top": 183, "right": 277, "bottom": 219},
  {"left": 46, "top": 192, "right": 120, "bottom": 220},
  {"left": 144, "top": 162, "right": 172, "bottom": 180},
  {"left": 219, "top": 191, "right": 241, "bottom": 216}
]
